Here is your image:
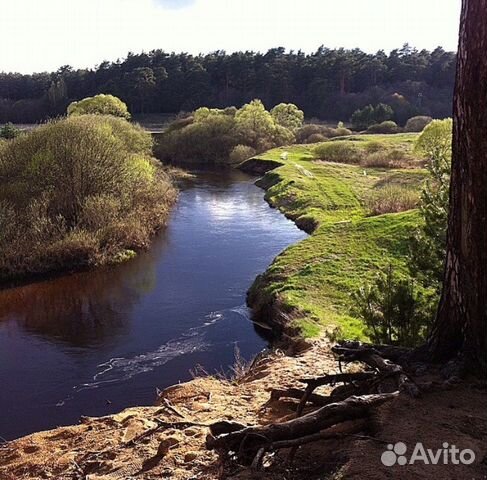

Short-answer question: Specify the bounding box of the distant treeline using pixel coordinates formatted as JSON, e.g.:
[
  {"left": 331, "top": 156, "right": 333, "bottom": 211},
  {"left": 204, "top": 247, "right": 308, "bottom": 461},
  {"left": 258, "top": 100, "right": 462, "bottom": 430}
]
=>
[{"left": 0, "top": 44, "right": 455, "bottom": 124}]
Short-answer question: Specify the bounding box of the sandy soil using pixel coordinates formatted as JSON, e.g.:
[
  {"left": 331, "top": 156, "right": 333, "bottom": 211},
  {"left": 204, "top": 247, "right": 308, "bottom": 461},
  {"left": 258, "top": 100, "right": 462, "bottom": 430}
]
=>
[{"left": 1, "top": 341, "right": 486, "bottom": 480}]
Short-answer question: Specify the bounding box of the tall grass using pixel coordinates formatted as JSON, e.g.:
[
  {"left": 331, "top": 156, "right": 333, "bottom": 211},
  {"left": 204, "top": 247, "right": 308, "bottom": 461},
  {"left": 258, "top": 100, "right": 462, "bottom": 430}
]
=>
[
  {"left": 314, "top": 139, "right": 418, "bottom": 169},
  {"left": 313, "top": 142, "right": 362, "bottom": 164},
  {"left": 365, "top": 184, "right": 419, "bottom": 215}
]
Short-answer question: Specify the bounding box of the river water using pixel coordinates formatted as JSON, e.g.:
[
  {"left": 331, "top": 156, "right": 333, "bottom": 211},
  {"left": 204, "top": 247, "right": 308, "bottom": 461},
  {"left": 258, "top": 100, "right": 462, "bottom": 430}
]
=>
[{"left": 0, "top": 170, "right": 306, "bottom": 440}]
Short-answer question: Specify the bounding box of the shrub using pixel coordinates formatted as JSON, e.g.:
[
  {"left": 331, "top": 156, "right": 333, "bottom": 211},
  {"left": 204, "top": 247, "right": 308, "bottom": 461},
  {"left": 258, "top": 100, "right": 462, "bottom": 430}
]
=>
[
  {"left": 41, "top": 230, "right": 99, "bottom": 270},
  {"left": 296, "top": 124, "right": 324, "bottom": 143},
  {"left": 296, "top": 124, "right": 351, "bottom": 142},
  {"left": 361, "top": 148, "right": 414, "bottom": 169},
  {"left": 229, "top": 145, "right": 257, "bottom": 164},
  {"left": 0, "top": 115, "right": 176, "bottom": 282},
  {"left": 333, "top": 127, "right": 353, "bottom": 137},
  {"left": 100, "top": 217, "right": 150, "bottom": 250},
  {"left": 0, "top": 122, "right": 20, "bottom": 139},
  {"left": 272, "top": 124, "right": 295, "bottom": 147},
  {"left": 366, "top": 120, "right": 400, "bottom": 134},
  {"left": 305, "top": 133, "right": 327, "bottom": 144},
  {"left": 157, "top": 113, "right": 238, "bottom": 164},
  {"left": 414, "top": 118, "right": 452, "bottom": 160},
  {"left": 351, "top": 103, "right": 394, "bottom": 130},
  {"left": 365, "top": 184, "right": 419, "bottom": 215},
  {"left": 193, "top": 107, "right": 235, "bottom": 122},
  {"left": 364, "top": 141, "right": 383, "bottom": 153},
  {"left": 102, "top": 115, "right": 153, "bottom": 156},
  {"left": 405, "top": 116, "right": 433, "bottom": 132},
  {"left": 386, "top": 149, "right": 416, "bottom": 167},
  {"left": 165, "top": 115, "right": 194, "bottom": 132},
  {"left": 157, "top": 99, "right": 295, "bottom": 163},
  {"left": 352, "top": 265, "right": 432, "bottom": 346},
  {"left": 223, "top": 106, "right": 238, "bottom": 116},
  {"left": 67, "top": 94, "right": 131, "bottom": 119},
  {"left": 0, "top": 201, "right": 17, "bottom": 247},
  {"left": 313, "top": 142, "right": 362, "bottom": 164},
  {"left": 270, "top": 103, "right": 304, "bottom": 130},
  {"left": 235, "top": 99, "right": 276, "bottom": 149},
  {"left": 80, "top": 194, "right": 122, "bottom": 232},
  {"left": 361, "top": 152, "right": 395, "bottom": 169}
]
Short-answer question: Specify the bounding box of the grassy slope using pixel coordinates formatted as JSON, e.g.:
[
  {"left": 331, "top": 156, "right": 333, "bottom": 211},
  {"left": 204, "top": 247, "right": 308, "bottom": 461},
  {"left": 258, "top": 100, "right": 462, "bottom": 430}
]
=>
[{"left": 247, "top": 134, "right": 427, "bottom": 340}]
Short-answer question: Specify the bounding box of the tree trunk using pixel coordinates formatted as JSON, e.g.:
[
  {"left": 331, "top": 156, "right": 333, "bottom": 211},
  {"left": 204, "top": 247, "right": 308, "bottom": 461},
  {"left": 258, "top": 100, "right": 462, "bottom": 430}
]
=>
[{"left": 429, "top": 0, "right": 487, "bottom": 375}]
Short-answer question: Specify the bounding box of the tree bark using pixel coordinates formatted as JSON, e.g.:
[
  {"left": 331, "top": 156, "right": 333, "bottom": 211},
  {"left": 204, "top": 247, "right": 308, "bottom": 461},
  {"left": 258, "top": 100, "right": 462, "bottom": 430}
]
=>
[{"left": 429, "top": 0, "right": 487, "bottom": 375}]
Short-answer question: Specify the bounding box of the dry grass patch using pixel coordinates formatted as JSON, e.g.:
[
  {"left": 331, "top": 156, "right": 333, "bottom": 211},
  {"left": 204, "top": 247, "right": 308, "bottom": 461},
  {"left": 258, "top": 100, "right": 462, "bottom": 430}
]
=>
[
  {"left": 360, "top": 148, "right": 417, "bottom": 169},
  {"left": 365, "top": 184, "right": 419, "bottom": 215},
  {"left": 314, "top": 138, "right": 420, "bottom": 169}
]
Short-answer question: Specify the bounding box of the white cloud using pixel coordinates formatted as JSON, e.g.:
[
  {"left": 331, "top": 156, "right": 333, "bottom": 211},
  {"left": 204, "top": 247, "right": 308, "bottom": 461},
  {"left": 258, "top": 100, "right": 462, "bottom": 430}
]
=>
[{"left": 0, "top": 0, "right": 460, "bottom": 73}]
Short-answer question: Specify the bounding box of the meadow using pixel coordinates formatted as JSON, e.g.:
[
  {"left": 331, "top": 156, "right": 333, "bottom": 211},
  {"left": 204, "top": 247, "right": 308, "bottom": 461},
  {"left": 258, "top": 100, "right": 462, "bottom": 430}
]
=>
[{"left": 245, "top": 134, "right": 428, "bottom": 340}]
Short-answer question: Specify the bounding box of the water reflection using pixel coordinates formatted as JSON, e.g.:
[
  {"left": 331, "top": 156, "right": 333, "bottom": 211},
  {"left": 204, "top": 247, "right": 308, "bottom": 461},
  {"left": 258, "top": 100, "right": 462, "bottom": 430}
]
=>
[{"left": 0, "top": 241, "right": 163, "bottom": 346}]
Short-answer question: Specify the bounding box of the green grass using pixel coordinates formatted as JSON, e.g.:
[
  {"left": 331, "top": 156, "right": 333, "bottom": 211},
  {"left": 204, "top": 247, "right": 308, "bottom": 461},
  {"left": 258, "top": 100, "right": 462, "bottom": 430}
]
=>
[
  {"left": 246, "top": 134, "right": 427, "bottom": 341},
  {"left": 329, "top": 132, "right": 418, "bottom": 146}
]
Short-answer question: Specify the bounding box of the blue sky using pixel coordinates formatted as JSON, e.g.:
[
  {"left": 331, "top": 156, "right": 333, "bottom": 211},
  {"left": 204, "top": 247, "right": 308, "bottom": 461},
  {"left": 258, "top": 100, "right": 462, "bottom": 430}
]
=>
[{"left": 1, "top": 0, "right": 461, "bottom": 73}]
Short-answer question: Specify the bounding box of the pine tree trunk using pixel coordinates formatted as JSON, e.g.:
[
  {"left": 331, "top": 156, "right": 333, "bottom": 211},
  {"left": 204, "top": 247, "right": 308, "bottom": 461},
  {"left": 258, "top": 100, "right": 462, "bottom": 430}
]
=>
[{"left": 429, "top": 0, "right": 487, "bottom": 375}]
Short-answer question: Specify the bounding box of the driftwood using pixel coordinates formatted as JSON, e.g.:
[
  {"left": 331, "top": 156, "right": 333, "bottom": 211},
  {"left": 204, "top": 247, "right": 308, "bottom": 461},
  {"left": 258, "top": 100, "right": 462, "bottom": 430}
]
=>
[{"left": 207, "top": 341, "right": 418, "bottom": 468}]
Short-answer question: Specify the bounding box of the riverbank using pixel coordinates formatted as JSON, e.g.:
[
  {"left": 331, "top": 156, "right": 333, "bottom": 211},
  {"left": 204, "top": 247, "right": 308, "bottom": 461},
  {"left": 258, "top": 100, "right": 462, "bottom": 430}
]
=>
[
  {"left": 2, "top": 339, "right": 485, "bottom": 480},
  {"left": 242, "top": 134, "right": 428, "bottom": 343}
]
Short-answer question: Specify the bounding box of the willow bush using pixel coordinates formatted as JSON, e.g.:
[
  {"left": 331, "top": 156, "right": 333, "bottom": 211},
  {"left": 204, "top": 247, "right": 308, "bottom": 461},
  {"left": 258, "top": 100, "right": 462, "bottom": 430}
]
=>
[
  {"left": 0, "top": 115, "right": 177, "bottom": 282},
  {"left": 155, "top": 100, "right": 297, "bottom": 165}
]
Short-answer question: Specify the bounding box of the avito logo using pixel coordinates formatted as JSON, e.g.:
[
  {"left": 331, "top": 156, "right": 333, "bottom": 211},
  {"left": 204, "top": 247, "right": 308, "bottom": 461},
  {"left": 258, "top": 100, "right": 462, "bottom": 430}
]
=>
[{"left": 381, "top": 442, "right": 476, "bottom": 466}]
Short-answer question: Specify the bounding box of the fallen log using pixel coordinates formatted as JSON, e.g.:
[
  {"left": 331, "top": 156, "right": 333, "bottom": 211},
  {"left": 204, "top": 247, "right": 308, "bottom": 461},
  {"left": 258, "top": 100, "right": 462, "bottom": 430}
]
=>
[{"left": 332, "top": 341, "right": 411, "bottom": 363}]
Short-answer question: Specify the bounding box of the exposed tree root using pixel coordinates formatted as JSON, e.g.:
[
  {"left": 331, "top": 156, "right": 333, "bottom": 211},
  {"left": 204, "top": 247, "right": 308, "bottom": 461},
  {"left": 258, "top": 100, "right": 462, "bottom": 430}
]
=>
[
  {"left": 269, "top": 388, "right": 333, "bottom": 407},
  {"left": 269, "top": 418, "right": 370, "bottom": 449},
  {"left": 206, "top": 341, "right": 421, "bottom": 469},
  {"left": 207, "top": 393, "right": 397, "bottom": 464}
]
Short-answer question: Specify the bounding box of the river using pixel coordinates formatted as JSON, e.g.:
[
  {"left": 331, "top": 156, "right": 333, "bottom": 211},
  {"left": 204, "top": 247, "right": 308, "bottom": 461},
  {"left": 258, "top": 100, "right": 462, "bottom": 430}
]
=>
[{"left": 0, "top": 170, "right": 306, "bottom": 440}]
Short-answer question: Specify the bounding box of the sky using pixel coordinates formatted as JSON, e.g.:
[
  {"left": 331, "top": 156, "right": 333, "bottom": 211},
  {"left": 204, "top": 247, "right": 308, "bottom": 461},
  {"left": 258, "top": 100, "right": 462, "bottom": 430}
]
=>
[{"left": 1, "top": 0, "right": 461, "bottom": 74}]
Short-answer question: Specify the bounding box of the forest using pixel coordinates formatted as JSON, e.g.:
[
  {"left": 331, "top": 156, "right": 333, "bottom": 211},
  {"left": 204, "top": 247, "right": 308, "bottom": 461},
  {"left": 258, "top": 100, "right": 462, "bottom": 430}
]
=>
[{"left": 0, "top": 44, "right": 455, "bottom": 123}]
